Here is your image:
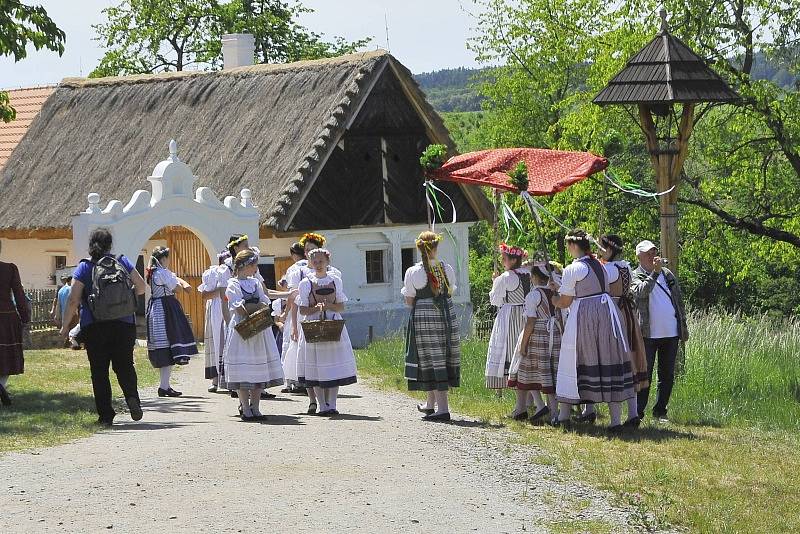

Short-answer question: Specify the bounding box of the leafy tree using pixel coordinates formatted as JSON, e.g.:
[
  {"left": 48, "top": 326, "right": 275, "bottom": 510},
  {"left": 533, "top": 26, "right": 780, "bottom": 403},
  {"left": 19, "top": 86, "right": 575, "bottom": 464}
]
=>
[
  {"left": 465, "top": 0, "right": 800, "bottom": 315},
  {"left": 90, "top": 0, "right": 370, "bottom": 77},
  {"left": 0, "top": 0, "right": 65, "bottom": 122}
]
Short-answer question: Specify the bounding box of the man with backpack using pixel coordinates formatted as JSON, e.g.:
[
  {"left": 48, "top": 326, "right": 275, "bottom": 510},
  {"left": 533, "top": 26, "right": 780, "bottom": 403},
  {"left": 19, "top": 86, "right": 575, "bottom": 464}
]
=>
[{"left": 60, "top": 227, "right": 147, "bottom": 426}]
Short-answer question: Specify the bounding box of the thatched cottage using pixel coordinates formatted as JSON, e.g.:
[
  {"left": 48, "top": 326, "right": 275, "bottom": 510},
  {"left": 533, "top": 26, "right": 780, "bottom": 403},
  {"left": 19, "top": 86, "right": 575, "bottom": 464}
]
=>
[{"left": 0, "top": 43, "right": 490, "bottom": 345}]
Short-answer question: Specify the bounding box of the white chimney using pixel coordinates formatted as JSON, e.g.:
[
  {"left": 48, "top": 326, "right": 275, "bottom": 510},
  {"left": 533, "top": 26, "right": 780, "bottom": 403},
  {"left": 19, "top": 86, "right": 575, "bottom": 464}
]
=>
[{"left": 222, "top": 33, "right": 255, "bottom": 69}]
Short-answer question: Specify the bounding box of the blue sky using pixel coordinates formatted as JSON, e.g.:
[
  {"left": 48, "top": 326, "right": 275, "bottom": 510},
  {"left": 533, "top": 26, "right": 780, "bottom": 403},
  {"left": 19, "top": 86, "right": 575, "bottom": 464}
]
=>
[{"left": 0, "top": 0, "right": 484, "bottom": 89}]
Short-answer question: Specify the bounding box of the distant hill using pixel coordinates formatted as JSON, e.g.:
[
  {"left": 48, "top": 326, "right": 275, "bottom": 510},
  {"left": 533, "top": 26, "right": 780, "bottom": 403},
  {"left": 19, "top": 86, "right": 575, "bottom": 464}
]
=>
[
  {"left": 414, "top": 55, "right": 796, "bottom": 115},
  {"left": 414, "top": 67, "right": 488, "bottom": 113}
]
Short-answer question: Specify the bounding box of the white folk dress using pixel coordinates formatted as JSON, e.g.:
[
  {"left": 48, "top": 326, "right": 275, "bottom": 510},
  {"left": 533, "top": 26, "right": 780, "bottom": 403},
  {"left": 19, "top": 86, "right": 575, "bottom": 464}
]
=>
[
  {"left": 282, "top": 263, "right": 342, "bottom": 386},
  {"left": 223, "top": 277, "right": 284, "bottom": 390},
  {"left": 199, "top": 266, "right": 225, "bottom": 380},
  {"left": 485, "top": 268, "right": 530, "bottom": 389},
  {"left": 295, "top": 272, "right": 357, "bottom": 388}
]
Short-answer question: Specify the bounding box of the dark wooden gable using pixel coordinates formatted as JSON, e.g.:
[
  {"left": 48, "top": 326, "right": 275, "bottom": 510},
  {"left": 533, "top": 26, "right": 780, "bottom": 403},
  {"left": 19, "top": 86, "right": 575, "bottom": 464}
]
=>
[{"left": 290, "top": 68, "right": 478, "bottom": 231}]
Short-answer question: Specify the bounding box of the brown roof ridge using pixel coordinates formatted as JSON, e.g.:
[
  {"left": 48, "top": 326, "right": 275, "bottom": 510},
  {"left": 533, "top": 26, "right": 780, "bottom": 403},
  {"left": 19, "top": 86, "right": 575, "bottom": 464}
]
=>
[{"left": 61, "top": 49, "right": 390, "bottom": 89}]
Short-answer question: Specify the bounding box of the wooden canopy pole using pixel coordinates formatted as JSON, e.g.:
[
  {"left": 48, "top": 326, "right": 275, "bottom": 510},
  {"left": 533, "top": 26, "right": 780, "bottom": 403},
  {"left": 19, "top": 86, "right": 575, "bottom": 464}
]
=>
[
  {"left": 637, "top": 103, "right": 695, "bottom": 271},
  {"left": 492, "top": 188, "right": 501, "bottom": 274}
]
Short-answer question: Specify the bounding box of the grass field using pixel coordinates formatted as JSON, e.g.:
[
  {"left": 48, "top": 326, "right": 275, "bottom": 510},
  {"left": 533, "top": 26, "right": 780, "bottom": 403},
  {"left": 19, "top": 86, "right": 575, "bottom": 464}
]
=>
[
  {"left": 357, "top": 311, "right": 800, "bottom": 534},
  {"left": 0, "top": 347, "right": 159, "bottom": 453}
]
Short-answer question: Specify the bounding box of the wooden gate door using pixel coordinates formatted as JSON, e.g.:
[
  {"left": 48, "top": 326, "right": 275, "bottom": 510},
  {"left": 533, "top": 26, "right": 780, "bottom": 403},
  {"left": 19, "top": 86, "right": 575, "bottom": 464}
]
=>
[{"left": 164, "top": 227, "right": 210, "bottom": 341}]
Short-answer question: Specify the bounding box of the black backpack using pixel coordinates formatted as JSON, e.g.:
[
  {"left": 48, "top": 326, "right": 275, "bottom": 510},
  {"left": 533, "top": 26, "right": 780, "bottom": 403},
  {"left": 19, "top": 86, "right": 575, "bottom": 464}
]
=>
[{"left": 83, "top": 256, "right": 138, "bottom": 321}]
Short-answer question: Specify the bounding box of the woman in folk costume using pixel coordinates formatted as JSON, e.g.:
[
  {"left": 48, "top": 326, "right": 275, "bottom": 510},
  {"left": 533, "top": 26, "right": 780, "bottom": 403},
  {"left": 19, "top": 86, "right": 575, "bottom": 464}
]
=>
[
  {"left": 600, "top": 234, "right": 649, "bottom": 428},
  {"left": 199, "top": 250, "right": 230, "bottom": 393},
  {"left": 146, "top": 246, "right": 198, "bottom": 398},
  {"left": 224, "top": 249, "right": 285, "bottom": 421},
  {"left": 288, "top": 233, "right": 342, "bottom": 413},
  {"left": 551, "top": 229, "right": 636, "bottom": 433},
  {"left": 0, "top": 241, "right": 29, "bottom": 407},
  {"left": 278, "top": 242, "right": 309, "bottom": 396},
  {"left": 402, "top": 231, "right": 460, "bottom": 422},
  {"left": 509, "top": 261, "right": 564, "bottom": 425},
  {"left": 485, "top": 243, "right": 531, "bottom": 391},
  {"left": 295, "top": 247, "right": 356, "bottom": 416}
]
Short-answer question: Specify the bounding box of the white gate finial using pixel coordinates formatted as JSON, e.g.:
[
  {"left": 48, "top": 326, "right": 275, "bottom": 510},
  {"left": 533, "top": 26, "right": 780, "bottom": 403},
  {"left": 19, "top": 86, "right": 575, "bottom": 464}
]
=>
[
  {"left": 87, "top": 193, "right": 101, "bottom": 213},
  {"left": 169, "top": 139, "right": 179, "bottom": 161}
]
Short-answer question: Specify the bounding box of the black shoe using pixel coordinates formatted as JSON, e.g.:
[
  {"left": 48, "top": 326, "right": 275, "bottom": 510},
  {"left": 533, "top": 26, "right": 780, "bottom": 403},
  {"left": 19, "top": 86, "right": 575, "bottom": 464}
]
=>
[
  {"left": 553, "top": 418, "right": 573, "bottom": 431},
  {"left": 422, "top": 412, "right": 451, "bottom": 422},
  {"left": 0, "top": 384, "right": 11, "bottom": 406},
  {"left": 318, "top": 409, "right": 335, "bottom": 417},
  {"left": 574, "top": 411, "right": 597, "bottom": 424},
  {"left": 96, "top": 415, "right": 114, "bottom": 427},
  {"left": 126, "top": 396, "right": 143, "bottom": 421},
  {"left": 175, "top": 357, "right": 190, "bottom": 366},
  {"left": 528, "top": 406, "right": 550, "bottom": 425},
  {"left": 240, "top": 413, "right": 260, "bottom": 422},
  {"left": 417, "top": 404, "right": 435, "bottom": 415},
  {"left": 261, "top": 391, "right": 276, "bottom": 400},
  {"left": 307, "top": 402, "right": 318, "bottom": 415},
  {"left": 230, "top": 391, "right": 239, "bottom": 398},
  {"left": 508, "top": 410, "right": 528, "bottom": 421},
  {"left": 607, "top": 424, "right": 624, "bottom": 436},
  {"left": 280, "top": 388, "right": 292, "bottom": 394},
  {"left": 623, "top": 416, "right": 641, "bottom": 428},
  {"left": 208, "top": 385, "right": 218, "bottom": 393},
  {"left": 158, "top": 387, "right": 182, "bottom": 398}
]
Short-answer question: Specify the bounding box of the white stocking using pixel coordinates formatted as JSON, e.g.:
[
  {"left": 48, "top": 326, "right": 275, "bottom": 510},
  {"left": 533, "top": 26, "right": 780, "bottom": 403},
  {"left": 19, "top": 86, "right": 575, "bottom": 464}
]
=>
[
  {"left": 250, "top": 388, "right": 262, "bottom": 416},
  {"left": 307, "top": 387, "right": 318, "bottom": 404},
  {"left": 313, "top": 386, "right": 325, "bottom": 410},
  {"left": 328, "top": 386, "right": 339, "bottom": 411},
  {"left": 582, "top": 403, "right": 596, "bottom": 416},
  {"left": 422, "top": 391, "right": 435, "bottom": 410},
  {"left": 626, "top": 396, "right": 638, "bottom": 420},
  {"left": 530, "top": 391, "right": 546, "bottom": 411},
  {"left": 513, "top": 390, "right": 528, "bottom": 414},
  {"left": 609, "top": 402, "right": 623, "bottom": 427},
  {"left": 546, "top": 394, "right": 557, "bottom": 412},
  {"left": 434, "top": 390, "right": 449, "bottom": 415},
  {"left": 159, "top": 366, "right": 172, "bottom": 390},
  {"left": 239, "top": 389, "right": 252, "bottom": 417},
  {"left": 558, "top": 403, "right": 572, "bottom": 422}
]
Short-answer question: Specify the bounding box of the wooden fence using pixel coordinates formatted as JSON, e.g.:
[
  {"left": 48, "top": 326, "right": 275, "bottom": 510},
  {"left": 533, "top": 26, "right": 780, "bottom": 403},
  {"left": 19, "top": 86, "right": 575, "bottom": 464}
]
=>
[{"left": 26, "top": 288, "right": 58, "bottom": 331}]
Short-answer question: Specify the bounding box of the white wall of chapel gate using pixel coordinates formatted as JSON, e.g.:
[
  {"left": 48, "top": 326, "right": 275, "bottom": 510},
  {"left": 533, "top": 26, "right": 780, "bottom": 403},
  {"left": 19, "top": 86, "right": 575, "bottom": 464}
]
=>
[{"left": 71, "top": 140, "right": 260, "bottom": 263}]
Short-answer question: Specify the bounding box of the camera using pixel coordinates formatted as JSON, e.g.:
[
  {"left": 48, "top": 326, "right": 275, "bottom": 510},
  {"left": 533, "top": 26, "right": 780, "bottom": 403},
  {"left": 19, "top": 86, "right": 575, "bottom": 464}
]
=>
[{"left": 660, "top": 258, "right": 670, "bottom": 265}]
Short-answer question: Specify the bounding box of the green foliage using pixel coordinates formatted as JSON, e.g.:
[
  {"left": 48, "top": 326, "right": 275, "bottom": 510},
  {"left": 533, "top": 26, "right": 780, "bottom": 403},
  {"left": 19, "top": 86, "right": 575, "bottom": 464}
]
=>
[
  {"left": 460, "top": 0, "right": 800, "bottom": 316},
  {"left": 507, "top": 160, "right": 529, "bottom": 191},
  {"left": 0, "top": 1, "right": 65, "bottom": 122},
  {"left": 440, "top": 111, "right": 489, "bottom": 152},
  {"left": 90, "top": 0, "right": 370, "bottom": 77},
  {"left": 415, "top": 67, "right": 486, "bottom": 112},
  {"left": 419, "top": 143, "right": 448, "bottom": 171}
]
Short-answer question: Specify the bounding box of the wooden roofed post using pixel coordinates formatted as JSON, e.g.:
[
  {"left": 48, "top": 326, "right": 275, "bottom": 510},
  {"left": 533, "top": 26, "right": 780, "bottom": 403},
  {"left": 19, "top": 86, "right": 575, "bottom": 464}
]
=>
[{"left": 593, "top": 9, "right": 739, "bottom": 270}]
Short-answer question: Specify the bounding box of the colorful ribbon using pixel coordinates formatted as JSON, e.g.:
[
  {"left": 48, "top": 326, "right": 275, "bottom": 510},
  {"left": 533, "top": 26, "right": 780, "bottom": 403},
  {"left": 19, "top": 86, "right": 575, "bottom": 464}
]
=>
[
  {"left": 604, "top": 169, "right": 675, "bottom": 199},
  {"left": 424, "top": 180, "right": 457, "bottom": 232}
]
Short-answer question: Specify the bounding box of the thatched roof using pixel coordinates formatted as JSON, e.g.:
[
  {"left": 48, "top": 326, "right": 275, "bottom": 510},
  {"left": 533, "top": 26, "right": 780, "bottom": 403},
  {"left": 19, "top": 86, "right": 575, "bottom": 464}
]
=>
[{"left": 0, "top": 50, "right": 490, "bottom": 231}]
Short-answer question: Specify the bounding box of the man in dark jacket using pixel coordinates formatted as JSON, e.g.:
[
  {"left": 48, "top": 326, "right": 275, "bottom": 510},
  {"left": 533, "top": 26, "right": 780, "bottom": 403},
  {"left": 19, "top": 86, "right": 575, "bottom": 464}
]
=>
[{"left": 630, "top": 240, "right": 689, "bottom": 422}]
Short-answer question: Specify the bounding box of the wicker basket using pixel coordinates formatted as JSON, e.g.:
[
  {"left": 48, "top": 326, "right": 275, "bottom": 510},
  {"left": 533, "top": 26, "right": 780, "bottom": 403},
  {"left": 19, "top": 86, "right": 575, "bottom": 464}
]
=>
[
  {"left": 301, "top": 311, "right": 345, "bottom": 343},
  {"left": 234, "top": 307, "right": 274, "bottom": 340}
]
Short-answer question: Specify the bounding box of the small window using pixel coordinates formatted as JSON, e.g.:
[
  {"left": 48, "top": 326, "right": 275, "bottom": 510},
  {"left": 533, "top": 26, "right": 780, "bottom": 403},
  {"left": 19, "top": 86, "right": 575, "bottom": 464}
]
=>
[
  {"left": 401, "top": 248, "right": 415, "bottom": 276},
  {"left": 54, "top": 255, "right": 67, "bottom": 271},
  {"left": 365, "top": 250, "right": 385, "bottom": 284}
]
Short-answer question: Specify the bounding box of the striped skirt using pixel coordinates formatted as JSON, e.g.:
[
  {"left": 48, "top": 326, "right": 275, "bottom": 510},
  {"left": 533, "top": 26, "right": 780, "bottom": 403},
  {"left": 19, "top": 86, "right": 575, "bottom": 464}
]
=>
[
  {"left": 405, "top": 297, "right": 460, "bottom": 392},
  {"left": 485, "top": 304, "right": 525, "bottom": 389},
  {"left": 616, "top": 297, "right": 650, "bottom": 391},
  {"left": 556, "top": 295, "right": 636, "bottom": 404},
  {"left": 147, "top": 295, "right": 198, "bottom": 368},
  {"left": 508, "top": 318, "right": 561, "bottom": 393}
]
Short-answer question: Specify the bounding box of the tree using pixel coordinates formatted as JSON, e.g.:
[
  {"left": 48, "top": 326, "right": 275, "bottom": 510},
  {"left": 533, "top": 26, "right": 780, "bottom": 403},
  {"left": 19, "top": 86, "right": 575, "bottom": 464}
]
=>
[
  {"left": 90, "top": 0, "right": 370, "bottom": 77},
  {"left": 467, "top": 0, "right": 800, "bottom": 314},
  {"left": 0, "top": 0, "right": 65, "bottom": 122}
]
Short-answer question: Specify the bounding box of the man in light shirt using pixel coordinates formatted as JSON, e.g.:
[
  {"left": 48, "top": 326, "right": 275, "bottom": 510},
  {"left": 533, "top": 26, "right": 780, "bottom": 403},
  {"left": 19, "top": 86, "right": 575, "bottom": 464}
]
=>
[{"left": 631, "top": 240, "right": 689, "bottom": 423}]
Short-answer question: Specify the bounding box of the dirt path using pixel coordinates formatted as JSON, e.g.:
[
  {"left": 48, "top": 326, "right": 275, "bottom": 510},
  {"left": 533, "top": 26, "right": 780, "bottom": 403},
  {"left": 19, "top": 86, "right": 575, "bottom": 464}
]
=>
[{"left": 1, "top": 358, "right": 641, "bottom": 533}]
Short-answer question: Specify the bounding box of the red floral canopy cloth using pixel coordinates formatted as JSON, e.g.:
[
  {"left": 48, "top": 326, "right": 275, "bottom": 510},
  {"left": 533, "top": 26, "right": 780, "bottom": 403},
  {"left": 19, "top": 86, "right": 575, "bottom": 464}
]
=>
[{"left": 427, "top": 148, "right": 608, "bottom": 195}]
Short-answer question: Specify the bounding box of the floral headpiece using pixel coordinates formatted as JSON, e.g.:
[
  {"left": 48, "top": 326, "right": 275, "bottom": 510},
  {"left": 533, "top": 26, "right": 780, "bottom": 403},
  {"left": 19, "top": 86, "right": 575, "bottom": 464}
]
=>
[
  {"left": 228, "top": 234, "right": 248, "bottom": 248},
  {"left": 217, "top": 250, "right": 231, "bottom": 261},
  {"left": 415, "top": 233, "right": 442, "bottom": 248},
  {"left": 234, "top": 250, "right": 258, "bottom": 271},
  {"left": 299, "top": 232, "right": 326, "bottom": 247},
  {"left": 306, "top": 247, "right": 331, "bottom": 260},
  {"left": 152, "top": 247, "right": 170, "bottom": 259},
  {"left": 499, "top": 242, "right": 528, "bottom": 258}
]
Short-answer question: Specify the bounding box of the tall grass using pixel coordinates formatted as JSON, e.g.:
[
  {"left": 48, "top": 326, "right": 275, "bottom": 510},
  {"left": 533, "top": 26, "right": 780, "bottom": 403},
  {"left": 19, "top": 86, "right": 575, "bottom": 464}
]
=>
[{"left": 673, "top": 310, "right": 800, "bottom": 430}]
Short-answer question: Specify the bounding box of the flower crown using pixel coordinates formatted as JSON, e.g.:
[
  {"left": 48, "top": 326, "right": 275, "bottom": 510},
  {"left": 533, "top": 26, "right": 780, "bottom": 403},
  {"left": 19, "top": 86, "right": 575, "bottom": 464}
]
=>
[
  {"left": 228, "top": 234, "right": 248, "bottom": 248},
  {"left": 299, "top": 232, "right": 326, "bottom": 247},
  {"left": 306, "top": 247, "right": 330, "bottom": 260},
  {"left": 234, "top": 250, "right": 259, "bottom": 271},
  {"left": 415, "top": 234, "right": 442, "bottom": 248},
  {"left": 499, "top": 242, "right": 528, "bottom": 258}
]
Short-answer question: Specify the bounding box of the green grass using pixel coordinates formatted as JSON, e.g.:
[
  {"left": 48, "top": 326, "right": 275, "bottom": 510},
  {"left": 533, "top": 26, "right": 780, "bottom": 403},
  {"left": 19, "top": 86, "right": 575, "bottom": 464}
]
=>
[
  {"left": 356, "top": 311, "right": 800, "bottom": 534},
  {"left": 0, "top": 347, "right": 159, "bottom": 453}
]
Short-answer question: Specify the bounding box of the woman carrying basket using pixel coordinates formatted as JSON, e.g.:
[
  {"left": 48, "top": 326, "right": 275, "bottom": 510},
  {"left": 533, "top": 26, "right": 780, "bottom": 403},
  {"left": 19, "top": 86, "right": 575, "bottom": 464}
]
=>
[
  {"left": 295, "top": 248, "right": 356, "bottom": 416},
  {"left": 402, "top": 231, "right": 460, "bottom": 422},
  {"left": 223, "top": 250, "right": 284, "bottom": 421}
]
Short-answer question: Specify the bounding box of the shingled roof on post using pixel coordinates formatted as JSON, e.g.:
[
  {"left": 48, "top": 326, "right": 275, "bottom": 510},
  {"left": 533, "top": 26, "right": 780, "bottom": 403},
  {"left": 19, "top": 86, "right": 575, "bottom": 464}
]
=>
[{"left": 593, "top": 11, "right": 739, "bottom": 106}]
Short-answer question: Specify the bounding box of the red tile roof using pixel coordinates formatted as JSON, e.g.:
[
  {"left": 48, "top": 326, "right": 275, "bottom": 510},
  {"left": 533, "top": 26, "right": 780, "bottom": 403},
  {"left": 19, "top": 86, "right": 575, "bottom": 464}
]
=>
[{"left": 0, "top": 87, "right": 55, "bottom": 170}]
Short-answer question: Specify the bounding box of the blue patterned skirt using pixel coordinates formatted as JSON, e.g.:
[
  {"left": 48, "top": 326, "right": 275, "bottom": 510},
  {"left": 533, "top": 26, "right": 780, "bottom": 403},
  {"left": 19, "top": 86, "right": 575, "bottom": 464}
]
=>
[{"left": 147, "top": 295, "right": 198, "bottom": 368}]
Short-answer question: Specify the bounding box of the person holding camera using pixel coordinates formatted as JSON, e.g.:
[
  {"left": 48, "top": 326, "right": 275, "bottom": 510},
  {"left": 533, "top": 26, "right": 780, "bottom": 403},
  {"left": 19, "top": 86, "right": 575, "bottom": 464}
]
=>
[{"left": 631, "top": 240, "right": 689, "bottom": 423}]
